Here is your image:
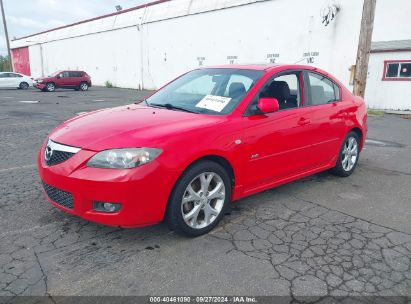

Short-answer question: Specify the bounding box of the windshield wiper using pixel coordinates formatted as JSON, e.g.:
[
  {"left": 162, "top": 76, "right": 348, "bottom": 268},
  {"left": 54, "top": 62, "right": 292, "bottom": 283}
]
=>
[
  {"left": 148, "top": 103, "right": 198, "bottom": 114},
  {"left": 134, "top": 99, "right": 147, "bottom": 104}
]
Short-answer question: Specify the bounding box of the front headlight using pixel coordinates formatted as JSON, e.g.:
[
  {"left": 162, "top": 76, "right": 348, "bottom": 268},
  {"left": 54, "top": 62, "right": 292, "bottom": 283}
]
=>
[
  {"left": 87, "top": 148, "right": 162, "bottom": 169},
  {"left": 37, "top": 80, "right": 43, "bottom": 83}
]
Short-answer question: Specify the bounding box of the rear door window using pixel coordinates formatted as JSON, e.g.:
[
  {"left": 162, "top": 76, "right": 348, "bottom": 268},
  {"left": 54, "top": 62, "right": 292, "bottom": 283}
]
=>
[
  {"left": 69, "top": 72, "right": 82, "bottom": 77},
  {"left": 305, "top": 72, "right": 340, "bottom": 106}
]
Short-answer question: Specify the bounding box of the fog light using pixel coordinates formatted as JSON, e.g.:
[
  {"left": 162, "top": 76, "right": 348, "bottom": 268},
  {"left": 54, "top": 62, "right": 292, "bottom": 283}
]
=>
[{"left": 93, "top": 201, "right": 121, "bottom": 213}]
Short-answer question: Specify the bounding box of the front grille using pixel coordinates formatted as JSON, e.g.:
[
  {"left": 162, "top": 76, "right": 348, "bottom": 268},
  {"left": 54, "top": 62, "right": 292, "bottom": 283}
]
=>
[
  {"left": 42, "top": 182, "right": 74, "bottom": 209},
  {"left": 46, "top": 151, "right": 75, "bottom": 166}
]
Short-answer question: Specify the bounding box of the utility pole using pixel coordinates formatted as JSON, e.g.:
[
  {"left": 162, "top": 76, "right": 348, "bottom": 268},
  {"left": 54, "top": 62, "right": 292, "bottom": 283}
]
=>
[
  {"left": 353, "top": 0, "right": 377, "bottom": 97},
  {"left": 0, "top": 0, "right": 12, "bottom": 71}
]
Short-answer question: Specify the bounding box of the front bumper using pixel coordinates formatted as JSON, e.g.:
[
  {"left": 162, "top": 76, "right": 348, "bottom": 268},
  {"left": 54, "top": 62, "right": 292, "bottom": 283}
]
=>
[
  {"left": 37, "top": 142, "right": 182, "bottom": 228},
  {"left": 34, "top": 83, "right": 46, "bottom": 90}
]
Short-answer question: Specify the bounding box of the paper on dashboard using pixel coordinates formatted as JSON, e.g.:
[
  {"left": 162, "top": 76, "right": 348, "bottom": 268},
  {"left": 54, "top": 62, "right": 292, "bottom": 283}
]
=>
[{"left": 195, "top": 95, "right": 232, "bottom": 112}]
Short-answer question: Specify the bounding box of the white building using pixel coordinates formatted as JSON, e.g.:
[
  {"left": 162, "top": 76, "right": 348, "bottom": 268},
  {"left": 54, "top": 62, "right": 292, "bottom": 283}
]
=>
[
  {"left": 9, "top": 0, "right": 364, "bottom": 89},
  {"left": 365, "top": 40, "right": 411, "bottom": 110},
  {"left": 363, "top": 0, "right": 411, "bottom": 110},
  {"left": 9, "top": 0, "right": 411, "bottom": 109}
]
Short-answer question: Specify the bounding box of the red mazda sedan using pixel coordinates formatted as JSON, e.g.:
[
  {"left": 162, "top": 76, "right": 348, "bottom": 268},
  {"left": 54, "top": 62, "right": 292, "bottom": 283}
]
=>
[{"left": 38, "top": 64, "right": 367, "bottom": 236}]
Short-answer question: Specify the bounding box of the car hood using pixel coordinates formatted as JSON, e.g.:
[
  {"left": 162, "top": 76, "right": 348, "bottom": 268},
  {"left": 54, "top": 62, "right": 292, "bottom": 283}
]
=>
[
  {"left": 49, "top": 104, "right": 225, "bottom": 151},
  {"left": 35, "top": 77, "right": 51, "bottom": 81}
]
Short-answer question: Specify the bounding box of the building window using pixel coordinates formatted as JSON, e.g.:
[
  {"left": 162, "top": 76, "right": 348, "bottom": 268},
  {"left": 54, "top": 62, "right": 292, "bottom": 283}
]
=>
[
  {"left": 383, "top": 60, "right": 411, "bottom": 81},
  {"left": 400, "top": 63, "right": 411, "bottom": 77}
]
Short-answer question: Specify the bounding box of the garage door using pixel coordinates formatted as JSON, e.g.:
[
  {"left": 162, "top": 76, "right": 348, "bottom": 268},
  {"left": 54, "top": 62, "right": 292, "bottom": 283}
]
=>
[{"left": 11, "top": 47, "right": 31, "bottom": 76}]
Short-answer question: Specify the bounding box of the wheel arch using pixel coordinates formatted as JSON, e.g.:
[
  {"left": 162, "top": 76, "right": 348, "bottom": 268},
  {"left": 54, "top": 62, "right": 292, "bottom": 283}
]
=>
[
  {"left": 349, "top": 127, "right": 364, "bottom": 150},
  {"left": 183, "top": 154, "right": 235, "bottom": 188}
]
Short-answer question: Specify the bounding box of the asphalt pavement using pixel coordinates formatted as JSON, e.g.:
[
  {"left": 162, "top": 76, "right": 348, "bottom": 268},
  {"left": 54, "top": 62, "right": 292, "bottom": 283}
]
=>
[{"left": 0, "top": 87, "right": 410, "bottom": 299}]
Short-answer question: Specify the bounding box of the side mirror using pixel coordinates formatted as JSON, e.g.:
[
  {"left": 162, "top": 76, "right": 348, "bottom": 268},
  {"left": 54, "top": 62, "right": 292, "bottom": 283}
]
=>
[
  {"left": 257, "top": 97, "right": 280, "bottom": 113},
  {"left": 56, "top": 75, "right": 61, "bottom": 79}
]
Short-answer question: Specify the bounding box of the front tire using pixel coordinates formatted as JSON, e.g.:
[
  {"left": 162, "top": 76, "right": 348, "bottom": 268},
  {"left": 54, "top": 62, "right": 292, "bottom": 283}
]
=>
[
  {"left": 166, "top": 161, "right": 231, "bottom": 237},
  {"left": 331, "top": 131, "right": 360, "bottom": 177},
  {"left": 45, "top": 82, "right": 55, "bottom": 92},
  {"left": 19, "top": 82, "right": 29, "bottom": 90}
]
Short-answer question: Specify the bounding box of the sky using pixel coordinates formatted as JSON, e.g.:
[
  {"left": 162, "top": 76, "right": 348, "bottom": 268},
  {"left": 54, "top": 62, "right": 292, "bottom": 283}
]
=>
[{"left": 0, "top": 0, "right": 152, "bottom": 56}]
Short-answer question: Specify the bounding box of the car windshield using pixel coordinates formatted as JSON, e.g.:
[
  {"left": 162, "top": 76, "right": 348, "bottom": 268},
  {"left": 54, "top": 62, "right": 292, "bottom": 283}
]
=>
[
  {"left": 145, "top": 68, "right": 264, "bottom": 115},
  {"left": 48, "top": 71, "right": 61, "bottom": 77}
]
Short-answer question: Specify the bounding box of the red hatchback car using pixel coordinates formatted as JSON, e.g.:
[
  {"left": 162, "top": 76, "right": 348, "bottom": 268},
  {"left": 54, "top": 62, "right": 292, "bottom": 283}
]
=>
[
  {"left": 34, "top": 70, "right": 92, "bottom": 92},
  {"left": 38, "top": 64, "right": 367, "bottom": 236}
]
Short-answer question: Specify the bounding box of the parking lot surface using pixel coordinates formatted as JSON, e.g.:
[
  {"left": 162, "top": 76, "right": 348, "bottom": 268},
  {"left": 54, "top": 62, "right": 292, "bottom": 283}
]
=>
[{"left": 0, "top": 87, "right": 410, "bottom": 298}]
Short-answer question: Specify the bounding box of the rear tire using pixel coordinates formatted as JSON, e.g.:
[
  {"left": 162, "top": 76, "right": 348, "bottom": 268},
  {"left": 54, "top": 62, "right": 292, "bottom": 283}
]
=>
[
  {"left": 79, "top": 82, "right": 88, "bottom": 91},
  {"left": 19, "top": 82, "right": 29, "bottom": 90},
  {"left": 166, "top": 160, "right": 231, "bottom": 237},
  {"left": 45, "top": 82, "right": 55, "bottom": 92},
  {"left": 330, "top": 131, "right": 360, "bottom": 177}
]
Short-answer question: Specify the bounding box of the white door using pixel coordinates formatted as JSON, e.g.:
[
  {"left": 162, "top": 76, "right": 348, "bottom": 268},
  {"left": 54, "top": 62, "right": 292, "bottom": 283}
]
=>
[
  {"left": 0, "top": 73, "right": 8, "bottom": 88},
  {"left": 8, "top": 73, "right": 22, "bottom": 87}
]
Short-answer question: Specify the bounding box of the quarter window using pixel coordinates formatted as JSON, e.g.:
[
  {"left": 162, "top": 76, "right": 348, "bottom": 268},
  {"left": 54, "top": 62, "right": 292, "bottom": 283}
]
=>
[
  {"left": 306, "top": 72, "right": 340, "bottom": 106},
  {"left": 383, "top": 61, "right": 411, "bottom": 80}
]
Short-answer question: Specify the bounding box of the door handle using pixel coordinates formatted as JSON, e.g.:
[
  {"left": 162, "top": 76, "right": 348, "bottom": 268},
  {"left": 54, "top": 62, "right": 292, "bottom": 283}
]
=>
[{"left": 297, "top": 118, "right": 311, "bottom": 126}]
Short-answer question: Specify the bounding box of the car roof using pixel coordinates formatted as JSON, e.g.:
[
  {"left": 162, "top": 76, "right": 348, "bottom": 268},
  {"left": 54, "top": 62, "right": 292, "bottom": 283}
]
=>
[
  {"left": 203, "top": 64, "right": 278, "bottom": 71},
  {"left": 203, "top": 64, "right": 318, "bottom": 72}
]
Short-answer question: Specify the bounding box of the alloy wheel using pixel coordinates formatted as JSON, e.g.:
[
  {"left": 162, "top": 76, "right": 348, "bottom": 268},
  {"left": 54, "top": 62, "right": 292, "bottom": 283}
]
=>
[
  {"left": 342, "top": 136, "right": 358, "bottom": 171},
  {"left": 20, "top": 82, "right": 29, "bottom": 90},
  {"left": 80, "top": 83, "right": 88, "bottom": 91},
  {"left": 181, "top": 172, "right": 225, "bottom": 229},
  {"left": 47, "top": 83, "right": 55, "bottom": 92}
]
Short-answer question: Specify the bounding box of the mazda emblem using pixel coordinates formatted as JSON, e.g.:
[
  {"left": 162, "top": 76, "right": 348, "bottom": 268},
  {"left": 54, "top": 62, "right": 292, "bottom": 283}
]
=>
[{"left": 45, "top": 145, "right": 53, "bottom": 161}]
